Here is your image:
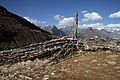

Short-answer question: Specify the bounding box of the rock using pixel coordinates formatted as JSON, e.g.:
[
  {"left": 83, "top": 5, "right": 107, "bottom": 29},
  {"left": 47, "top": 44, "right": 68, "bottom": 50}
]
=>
[
  {"left": 115, "top": 67, "right": 120, "bottom": 69},
  {"left": 51, "top": 72, "right": 55, "bottom": 75},
  {"left": 97, "top": 63, "right": 101, "bottom": 66},
  {"left": 107, "top": 55, "right": 119, "bottom": 60},
  {"left": 43, "top": 75, "right": 49, "bottom": 80},
  {"left": 43, "top": 60, "right": 50, "bottom": 64},
  {"left": 103, "top": 63, "right": 108, "bottom": 67},
  {"left": 19, "top": 75, "right": 32, "bottom": 80},
  {"left": 27, "top": 67, "right": 31, "bottom": 70},
  {"left": 106, "top": 59, "right": 116, "bottom": 65},
  {"left": 85, "top": 70, "right": 91, "bottom": 73},
  {"left": 74, "top": 60, "right": 78, "bottom": 62},
  {"left": 37, "top": 76, "right": 40, "bottom": 79},
  {"left": 27, "top": 60, "right": 32, "bottom": 63},
  {"left": 90, "top": 59, "right": 97, "bottom": 63}
]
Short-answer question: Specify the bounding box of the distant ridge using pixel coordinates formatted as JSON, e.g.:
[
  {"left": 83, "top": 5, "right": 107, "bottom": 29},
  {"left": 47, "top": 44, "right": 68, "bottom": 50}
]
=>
[{"left": 43, "top": 25, "right": 66, "bottom": 37}]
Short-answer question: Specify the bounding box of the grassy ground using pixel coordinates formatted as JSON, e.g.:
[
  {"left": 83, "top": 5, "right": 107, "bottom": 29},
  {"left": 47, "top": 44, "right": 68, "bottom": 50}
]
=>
[{"left": 0, "top": 51, "right": 120, "bottom": 80}]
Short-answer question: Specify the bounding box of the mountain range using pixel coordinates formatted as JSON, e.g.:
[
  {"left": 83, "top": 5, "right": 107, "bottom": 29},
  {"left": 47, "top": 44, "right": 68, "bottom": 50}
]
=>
[
  {"left": 42, "top": 25, "right": 66, "bottom": 37},
  {"left": 42, "top": 25, "right": 120, "bottom": 40}
]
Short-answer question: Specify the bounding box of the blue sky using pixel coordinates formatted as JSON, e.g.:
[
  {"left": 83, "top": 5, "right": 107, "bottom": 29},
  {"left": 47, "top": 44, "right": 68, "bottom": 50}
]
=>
[{"left": 0, "top": 0, "right": 120, "bottom": 30}]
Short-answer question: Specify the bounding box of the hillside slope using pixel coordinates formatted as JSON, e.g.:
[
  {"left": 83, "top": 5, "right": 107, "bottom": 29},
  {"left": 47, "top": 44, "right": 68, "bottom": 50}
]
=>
[
  {"left": 0, "top": 6, "right": 55, "bottom": 50},
  {"left": 0, "top": 51, "right": 120, "bottom": 80}
]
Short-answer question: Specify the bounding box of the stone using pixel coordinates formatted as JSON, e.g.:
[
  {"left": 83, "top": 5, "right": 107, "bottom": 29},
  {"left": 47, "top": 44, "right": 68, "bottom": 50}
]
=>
[
  {"left": 107, "top": 55, "right": 119, "bottom": 60},
  {"left": 115, "top": 67, "right": 120, "bottom": 69},
  {"left": 51, "top": 72, "right": 55, "bottom": 75},
  {"left": 106, "top": 59, "right": 116, "bottom": 65},
  {"left": 74, "top": 60, "right": 78, "bottom": 62},
  {"left": 85, "top": 70, "right": 91, "bottom": 73},
  {"left": 43, "top": 75, "right": 49, "bottom": 80},
  {"left": 90, "top": 59, "right": 97, "bottom": 63}
]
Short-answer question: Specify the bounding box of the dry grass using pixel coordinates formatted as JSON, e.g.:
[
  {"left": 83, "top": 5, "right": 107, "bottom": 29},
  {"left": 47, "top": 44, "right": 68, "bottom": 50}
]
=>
[{"left": 0, "top": 51, "right": 120, "bottom": 80}]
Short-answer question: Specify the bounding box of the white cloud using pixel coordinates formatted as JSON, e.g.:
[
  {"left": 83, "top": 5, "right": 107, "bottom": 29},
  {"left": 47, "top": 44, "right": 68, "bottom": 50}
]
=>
[
  {"left": 82, "top": 12, "right": 103, "bottom": 22},
  {"left": 81, "top": 23, "right": 105, "bottom": 30},
  {"left": 58, "top": 17, "right": 75, "bottom": 27},
  {"left": 81, "top": 11, "right": 88, "bottom": 14},
  {"left": 106, "top": 23, "right": 120, "bottom": 28},
  {"left": 54, "top": 14, "right": 75, "bottom": 27},
  {"left": 54, "top": 14, "right": 81, "bottom": 27},
  {"left": 109, "top": 11, "right": 120, "bottom": 18},
  {"left": 82, "top": 18, "right": 89, "bottom": 22},
  {"left": 105, "top": 23, "right": 120, "bottom": 32},
  {"left": 54, "top": 14, "right": 64, "bottom": 20},
  {"left": 80, "top": 23, "right": 120, "bottom": 31},
  {"left": 42, "top": 21, "right": 47, "bottom": 24},
  {"left": 23, "top": 16, "right": 46, "bottom": 26}
]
